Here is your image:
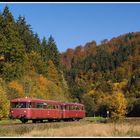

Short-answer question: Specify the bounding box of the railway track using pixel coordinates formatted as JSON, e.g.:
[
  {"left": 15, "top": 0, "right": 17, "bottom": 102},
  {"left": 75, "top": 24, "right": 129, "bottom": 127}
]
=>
[
  {"left": 0, "top": 120, "right": 86, "bottom": 130},
  {"left": 125, "top": 117, "right": 140, "bottom": 120},
  {"left": 1, "top": 117, "right": 140, "bottom": 130}
]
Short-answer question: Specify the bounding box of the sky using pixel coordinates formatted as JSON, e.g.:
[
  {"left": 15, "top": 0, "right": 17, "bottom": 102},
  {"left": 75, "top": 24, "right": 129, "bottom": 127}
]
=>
[{"left": 0, "top": 2, "right": 140, "bottom": 53}]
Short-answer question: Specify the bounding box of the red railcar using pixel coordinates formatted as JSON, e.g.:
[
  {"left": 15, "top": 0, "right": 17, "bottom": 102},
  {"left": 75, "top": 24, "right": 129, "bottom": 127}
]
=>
[
  {"left": 62, "top": 102, "right": 85, "bottom": 121},
  {"left": 9, "top": 97, "right": 85, "bottom": 123}
]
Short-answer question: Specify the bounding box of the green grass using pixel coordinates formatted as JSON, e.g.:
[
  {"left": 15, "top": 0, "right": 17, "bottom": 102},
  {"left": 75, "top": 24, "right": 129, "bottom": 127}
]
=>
[
  {"left": 0, "top": 117, "right": 107, "bottom": 125},
  {"left": 82, "top": 116, "right": 108, "bottom": 123},
  {"left": 0, "top": 118, "right": 32, "bottom": 125}
]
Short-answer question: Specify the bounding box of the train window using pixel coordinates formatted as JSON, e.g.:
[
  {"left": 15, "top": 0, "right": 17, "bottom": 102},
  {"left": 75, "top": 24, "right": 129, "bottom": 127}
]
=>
[
  {"left": 46, "top": 104, "right": 58, "bottom": 109},
  {"left": 72, "top": 105, "right": 74, "bottom": 110},
  {"left": 11, "top": 102, "right": 18, "bottom": 108},
  {"left": 20, "top": 102, "right": 26, "bottom": 108},
  {"left": 52, "top": 105, "right": 55, "bottom": 109},
  {"left": 37, "top": 103, "right": 44, "bottom": 108},
  {"left": 54, "top": 105, "right": 57, "bottom": 109},
  {"left": 43, "top": 102, "right": 47, "bottom": 109},
  {"left": 70, "top": 105, "right": 73, "bottom": 110},
  {"left": 47, "top": 104, "right": 50, "bottom": 109},
  {"left": 65, "top": 105, "right": 69, "bottom": 110},
  {"left": 47, "top": 104, "right": 53, "bottom": 109},
  {"left": 57, "top": 105, "right": 60, "bottom": 109},
  {"left": 70, "top": 106, "right": 73, "bottom": 110},
  {"left": 11, "top": 102, "right": 27, "bottom": 108},
  {"left": 75, "top": 106, "right": 80, "bottom": 110},
  {"left": 53, "top": 105, "right": 58, "bottom": 109},
  {"left": 26, "top": 102, "right": 32, "bottom": 108}
]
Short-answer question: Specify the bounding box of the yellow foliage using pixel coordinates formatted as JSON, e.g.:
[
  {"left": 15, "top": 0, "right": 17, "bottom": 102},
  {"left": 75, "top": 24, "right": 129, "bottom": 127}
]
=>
[
  {"left": 0, "top": 85, "right": 10, "bottom": 119},
  {"left": 26, "top": 74, "right": 68, "bottom": 101},
  {"left": 87, "top": 89, "right": 96, "bottom": 97},
  {"left": 119, "top": 80, "right": 128, "bottom": 88},
  {"left": 8, "top": 81, "right": 24, "bottom": 97},
  {"left": 108, "top": 92, "right": 127, "bottom": 120},
  {"left": 38, "top": 75, "right": 48, "bottom": 90},
  {"left": 0, "top": 55, "right": 4, "bottom": 61},
  {"left": 113, "top": 80, "right": 127, "bottom": 91},
  {"left": 47, "top": 60, "right": 60, "bottom": 85}
]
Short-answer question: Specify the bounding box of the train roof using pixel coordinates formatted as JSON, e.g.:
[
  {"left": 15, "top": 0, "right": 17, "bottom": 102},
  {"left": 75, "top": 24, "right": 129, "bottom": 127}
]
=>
[
  {"left": 10, "top": 97, "right": 85, "bottom": 106},
  {"left": 10, "top": 97, "right": 64, "bottom": 104},
  {"left": 64, "top": 102, "right": 84, "bottom": 106}
]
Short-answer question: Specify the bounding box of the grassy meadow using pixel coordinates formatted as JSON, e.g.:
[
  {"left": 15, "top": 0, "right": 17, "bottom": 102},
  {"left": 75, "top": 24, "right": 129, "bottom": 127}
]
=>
[{"left": 0, "top": 117, "right": 140, "bottom": 137}]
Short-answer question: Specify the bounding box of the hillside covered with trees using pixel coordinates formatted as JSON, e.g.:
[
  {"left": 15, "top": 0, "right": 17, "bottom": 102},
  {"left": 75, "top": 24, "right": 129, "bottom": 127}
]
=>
[
  {"left": 61, "top": 31, "right": 140, "bottom": 118},
  {"left": 0, "top": 6, "right": 140, "bottom": 120}
]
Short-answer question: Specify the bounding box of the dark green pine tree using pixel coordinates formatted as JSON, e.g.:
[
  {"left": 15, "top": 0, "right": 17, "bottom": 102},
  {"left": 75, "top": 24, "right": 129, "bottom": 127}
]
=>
[
  {"left": 41, "top": 36, "right": 47, "bottom": 62},
  {"left": 16, "top": 15, "right": 35, "bottom": 53},
  {"left": 0, "top": 6, "right": 26, "bottom": 81},
  {"left": 0, "top": 13, "right": 7, "bottom": 74},
  {"left": 33, "top": 33, "right": 41, "bottom": 53},
  {"left": 0, "top": 13, "right": 7, "bottom": 54},
  {"left": 46, "top": 35, "right": 60, "bottom": 69}
]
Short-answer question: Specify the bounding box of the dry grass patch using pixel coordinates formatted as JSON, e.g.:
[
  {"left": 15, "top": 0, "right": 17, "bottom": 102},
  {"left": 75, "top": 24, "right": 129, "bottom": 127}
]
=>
[{"left": 23, "top": 122, "right": 140, "bottom": 137}]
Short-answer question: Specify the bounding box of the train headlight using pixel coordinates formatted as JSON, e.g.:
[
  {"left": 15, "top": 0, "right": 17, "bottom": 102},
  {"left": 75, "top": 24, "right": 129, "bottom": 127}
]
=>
[
  {"left": 24, "top": 110, "right": 26, "bottom": 113},
  {"left": 11, "top": 111, "right": 13, "bottom": 113}
]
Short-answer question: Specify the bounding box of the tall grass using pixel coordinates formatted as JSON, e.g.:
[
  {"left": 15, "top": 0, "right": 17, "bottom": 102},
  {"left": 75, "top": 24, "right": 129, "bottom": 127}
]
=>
[
  {"left": 23, "top": 121, "right": 140, "bottom": 137},
  {"left": 1, "top": 118, "right": 140, "bottom": 137}
]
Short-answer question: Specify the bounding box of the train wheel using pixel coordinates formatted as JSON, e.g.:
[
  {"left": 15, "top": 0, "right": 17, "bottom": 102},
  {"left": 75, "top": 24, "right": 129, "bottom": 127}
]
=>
[
  {"left": 64, "top": 119, "right": 69, "bottom": 122},
  {"left": 76, "top": 118, "right": 80, "bottom": 121},
  {"left": 40, "top": 120, "right": 43, "bottom": 123},
  {"left": 32, "top": 120, "right": 37, "bottom": 123},
  {"left": 48, "top": 119, "right": 53, "bottom": 122},
  {"left": 20, "top": 118, "right": 28, "bottom": 123}
]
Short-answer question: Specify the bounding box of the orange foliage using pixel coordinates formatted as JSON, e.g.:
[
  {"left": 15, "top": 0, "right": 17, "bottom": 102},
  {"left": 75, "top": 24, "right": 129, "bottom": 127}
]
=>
[
  {"left": 38, "top": 75, "right": 48, "bottom": 90},
  {"left": 9, "top": 81, "right": 24, "bottom": 96}
]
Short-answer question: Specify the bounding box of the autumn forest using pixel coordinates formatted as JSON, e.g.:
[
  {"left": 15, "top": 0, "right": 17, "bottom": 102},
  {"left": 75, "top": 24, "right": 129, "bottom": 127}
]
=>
[{"left": 0, "top": 6, "right": 140, "bottom": 120}]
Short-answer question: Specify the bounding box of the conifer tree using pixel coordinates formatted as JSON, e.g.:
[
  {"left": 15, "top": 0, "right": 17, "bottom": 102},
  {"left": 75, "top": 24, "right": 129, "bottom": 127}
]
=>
[
  {"left": 46, "top": 35, "right": 60, "bottom": 69},
  {"left": 0, "top": 6, "right": 26, "bottom": 81},
  {"left": 41, "top": 36, "right": 47, "bottom": 61},
  {"left": 33, "top": 33, "right": 41, "bottom": 53},
  {"left": 16, "top": 16, "right": 35, "bottom": 53}
]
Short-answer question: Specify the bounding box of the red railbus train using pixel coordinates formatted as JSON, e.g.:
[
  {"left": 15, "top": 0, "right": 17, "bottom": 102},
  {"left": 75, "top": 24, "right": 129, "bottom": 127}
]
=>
[{"left": 9, "top": 97, "right": 86, "bottom": 123}]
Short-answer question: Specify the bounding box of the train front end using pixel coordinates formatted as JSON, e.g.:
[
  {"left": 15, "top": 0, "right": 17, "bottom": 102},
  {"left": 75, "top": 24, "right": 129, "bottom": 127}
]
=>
[{"left": 9, "top": 98, "right": 32, "bottom": 123}]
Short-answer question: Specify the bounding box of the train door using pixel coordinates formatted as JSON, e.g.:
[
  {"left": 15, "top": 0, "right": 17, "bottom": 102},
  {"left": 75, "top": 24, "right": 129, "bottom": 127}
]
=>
[{"left": 60, "top": 104, "right": 65, "bottom": 119}]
